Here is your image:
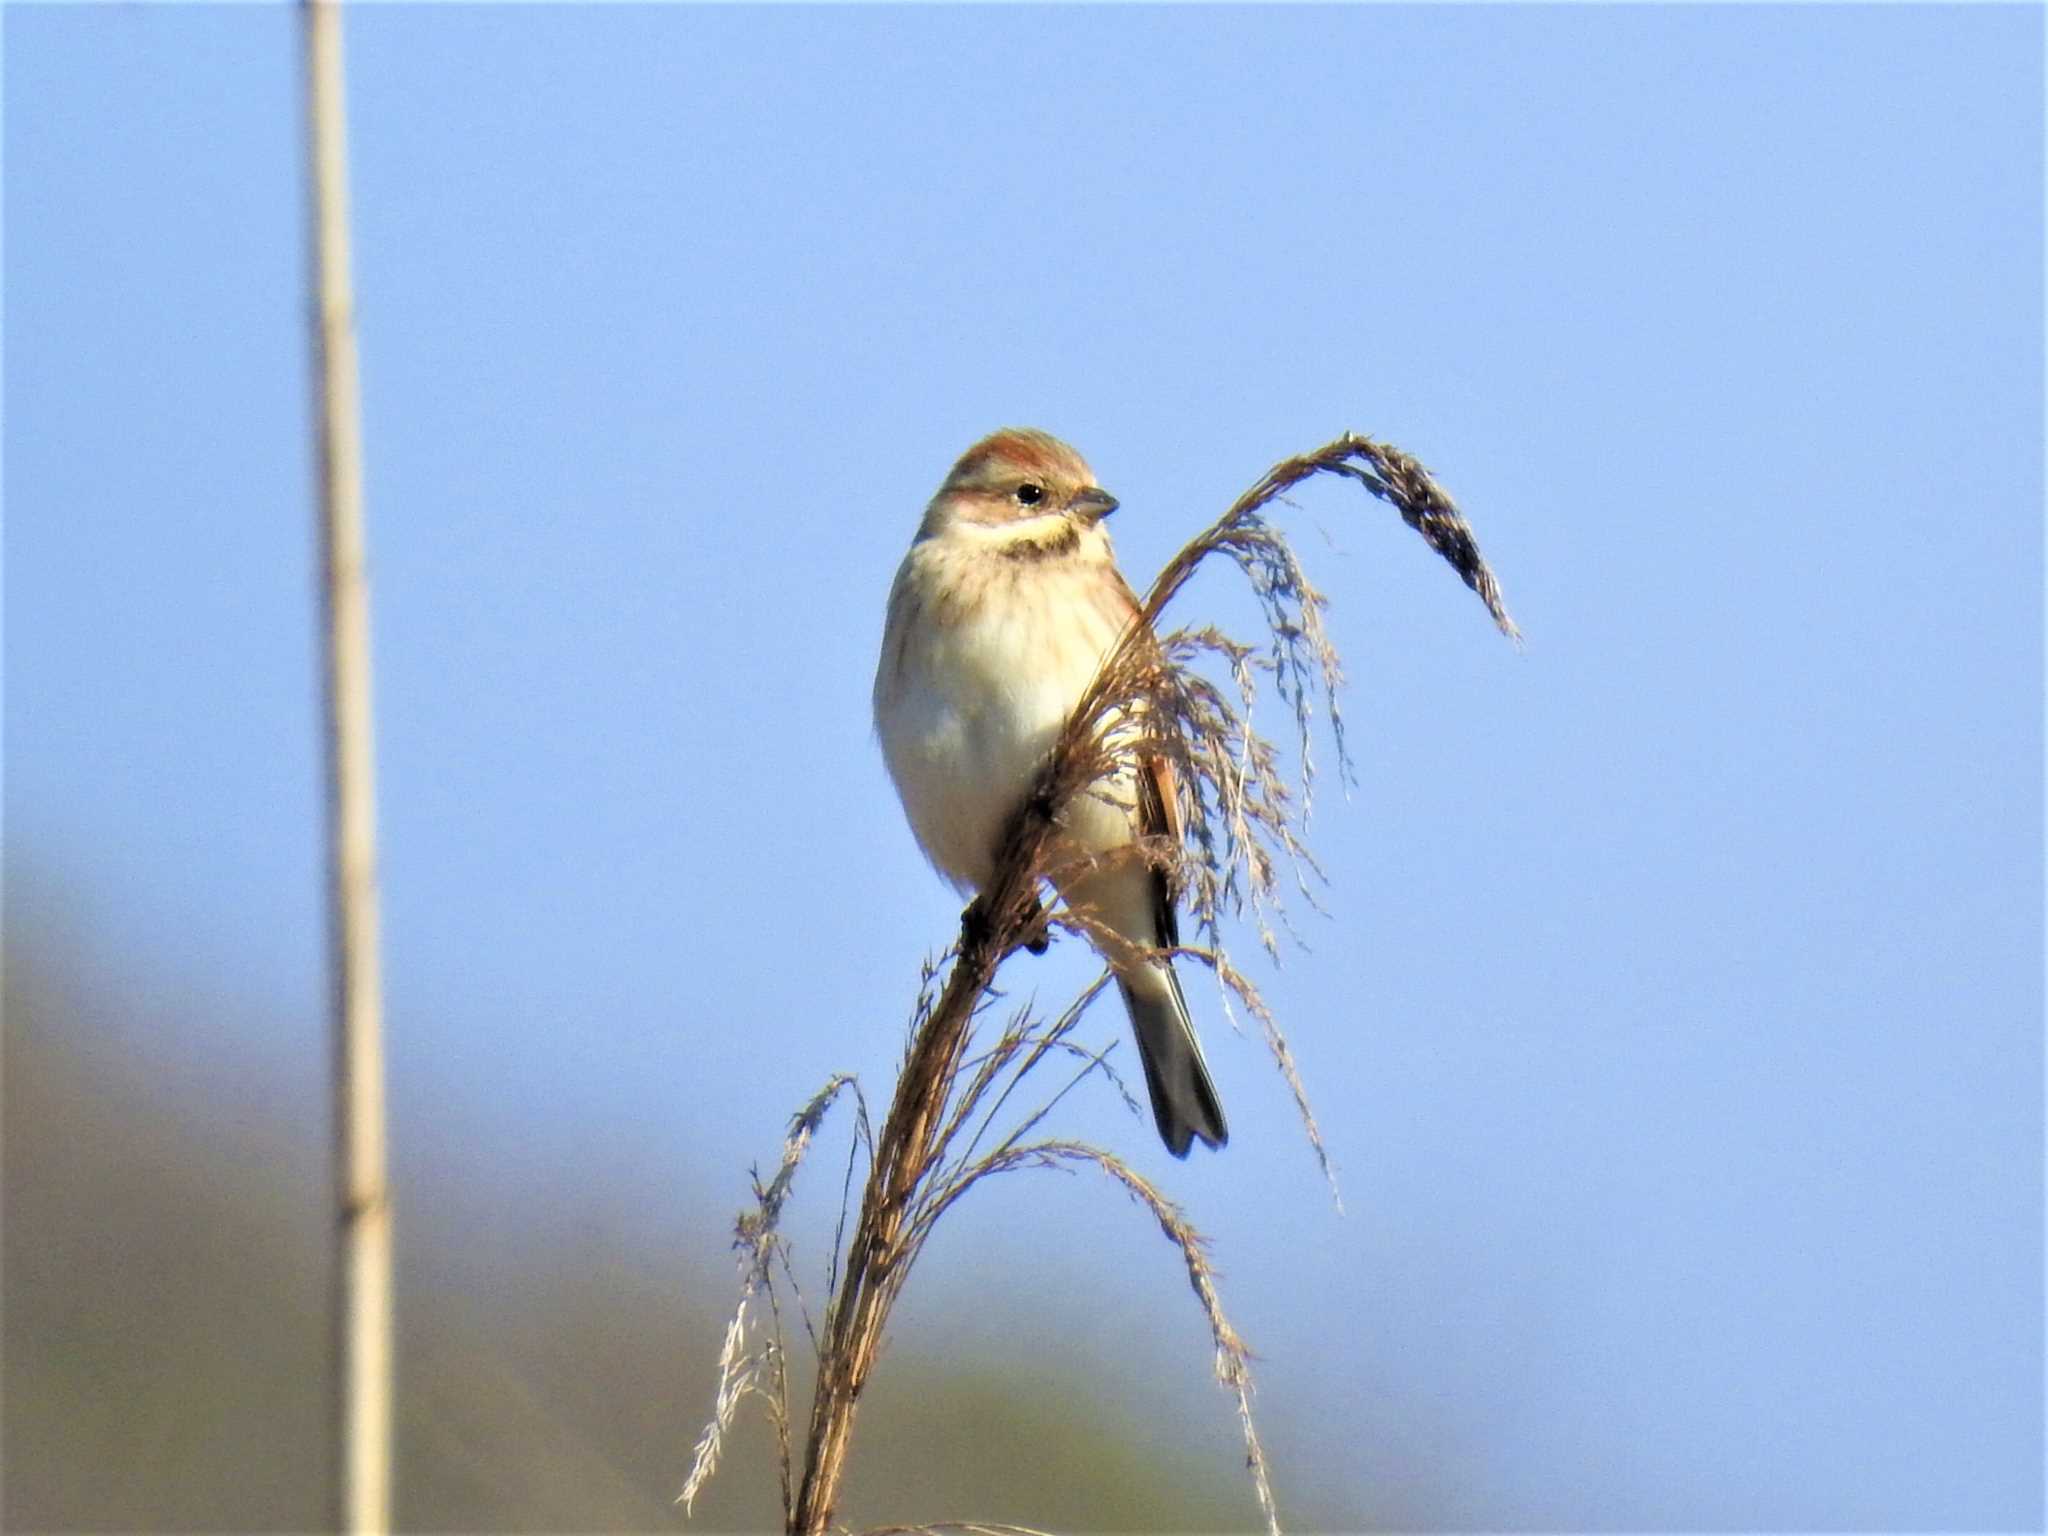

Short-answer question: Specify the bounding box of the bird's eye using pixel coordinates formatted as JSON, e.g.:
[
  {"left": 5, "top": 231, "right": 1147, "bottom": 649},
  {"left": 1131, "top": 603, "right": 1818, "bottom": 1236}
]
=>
[{"left": 1016, "top": 482, "right": 1044, "bottom": 506}]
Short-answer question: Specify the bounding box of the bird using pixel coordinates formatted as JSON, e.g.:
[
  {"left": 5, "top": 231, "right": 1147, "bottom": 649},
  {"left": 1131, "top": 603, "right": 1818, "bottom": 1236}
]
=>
[{"left": 873, "top": 428, "right": 1228, "bottom": 1157}]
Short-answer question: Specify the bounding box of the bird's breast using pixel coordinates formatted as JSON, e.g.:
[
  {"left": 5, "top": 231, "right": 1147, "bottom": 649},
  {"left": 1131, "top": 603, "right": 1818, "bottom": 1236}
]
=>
[{"left": 875, "top": 546, "right": 1128, "bottom": 890}]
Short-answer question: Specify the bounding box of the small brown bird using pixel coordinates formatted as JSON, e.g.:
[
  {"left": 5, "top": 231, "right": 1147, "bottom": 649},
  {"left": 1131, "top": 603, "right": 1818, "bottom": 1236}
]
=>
[{"left": 873, "top": 429, "right": 1227, "bottom": 1156}]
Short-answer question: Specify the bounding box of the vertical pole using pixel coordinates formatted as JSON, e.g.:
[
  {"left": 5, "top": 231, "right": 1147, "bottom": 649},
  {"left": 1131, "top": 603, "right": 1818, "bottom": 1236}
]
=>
[{"left": 304, "top": 2, "right": 391, "bottom": 1529}]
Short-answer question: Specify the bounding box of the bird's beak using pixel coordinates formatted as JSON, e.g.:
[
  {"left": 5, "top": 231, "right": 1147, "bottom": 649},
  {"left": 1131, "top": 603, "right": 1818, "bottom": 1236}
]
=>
[{"left": 1069, "top": 487, "right": 1119, "bottom": 524}]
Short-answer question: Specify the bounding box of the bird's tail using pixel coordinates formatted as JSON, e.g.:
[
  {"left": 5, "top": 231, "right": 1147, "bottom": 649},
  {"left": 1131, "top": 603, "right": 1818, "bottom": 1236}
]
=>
[{"left": 1118, "top": 960, "right": 1228, "bottom": 1158}]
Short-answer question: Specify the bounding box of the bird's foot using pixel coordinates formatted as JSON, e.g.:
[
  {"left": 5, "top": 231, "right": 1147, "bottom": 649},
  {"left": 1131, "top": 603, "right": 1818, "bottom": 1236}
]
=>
[
  {"left": 959, "top": 891, "right": 1053, "bottom": 957},
  {"left": 1019, "top": 893, "right": 1052, "bottom": 956},
  {"left": 960, "top": 895, "right": 995, "bottom": 954}
]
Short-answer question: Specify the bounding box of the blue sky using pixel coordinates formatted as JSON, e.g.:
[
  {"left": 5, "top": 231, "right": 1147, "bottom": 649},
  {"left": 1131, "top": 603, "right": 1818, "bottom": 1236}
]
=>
[{"left": 7, "top": 5, "right": 2043, "bottom": 1529}]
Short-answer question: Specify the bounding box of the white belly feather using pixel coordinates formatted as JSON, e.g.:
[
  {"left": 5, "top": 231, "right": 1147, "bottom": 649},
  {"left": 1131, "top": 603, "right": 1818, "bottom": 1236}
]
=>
[{"left": 874, "top": 536, "right": 1133, "bottom": 893}]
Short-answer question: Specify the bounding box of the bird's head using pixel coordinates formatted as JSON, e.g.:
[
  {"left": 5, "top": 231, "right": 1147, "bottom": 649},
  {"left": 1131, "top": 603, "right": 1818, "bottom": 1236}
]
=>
[{"left": 921, "top": 428, "right": 1119, "bottom": 537}]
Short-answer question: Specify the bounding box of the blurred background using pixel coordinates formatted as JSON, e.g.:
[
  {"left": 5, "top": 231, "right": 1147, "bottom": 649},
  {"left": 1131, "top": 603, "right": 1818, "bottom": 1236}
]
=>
[{"left": 5, "top": 6, "right": 2041, "bottom": 1532}]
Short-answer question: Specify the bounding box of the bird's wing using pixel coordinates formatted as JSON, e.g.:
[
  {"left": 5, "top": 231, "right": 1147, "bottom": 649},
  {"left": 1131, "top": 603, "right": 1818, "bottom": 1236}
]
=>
[
  {"left": 1135, "top": 751, "right": 1184, "bottom": 951},
  {"left": 1104, "top": 566, "right": 1185, "bottom": 952}
]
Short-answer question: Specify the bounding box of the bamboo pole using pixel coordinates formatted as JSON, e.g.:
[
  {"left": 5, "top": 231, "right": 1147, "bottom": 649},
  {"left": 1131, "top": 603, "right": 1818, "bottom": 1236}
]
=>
[{"left": 304, "top": 2, "right": 392, "bottom": 1529}]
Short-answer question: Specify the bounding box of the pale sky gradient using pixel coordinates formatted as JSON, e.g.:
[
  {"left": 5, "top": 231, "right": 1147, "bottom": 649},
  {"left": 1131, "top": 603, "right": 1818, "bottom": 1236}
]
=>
[{"left": 7, "top": 5, "right": 2043, "bottom": 1529}]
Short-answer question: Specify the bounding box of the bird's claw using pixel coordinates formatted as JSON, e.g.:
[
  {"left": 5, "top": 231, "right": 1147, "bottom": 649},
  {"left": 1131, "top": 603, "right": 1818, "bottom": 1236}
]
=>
[
  {"left": 960, "top": 896, "right": 995, "bottom": 954},
  {"left": 960, "top": 891, "right": 1054, "bottom": 957},
  {"left": 1020, "top": 893, "right": 1052, "bottom": 955}
]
